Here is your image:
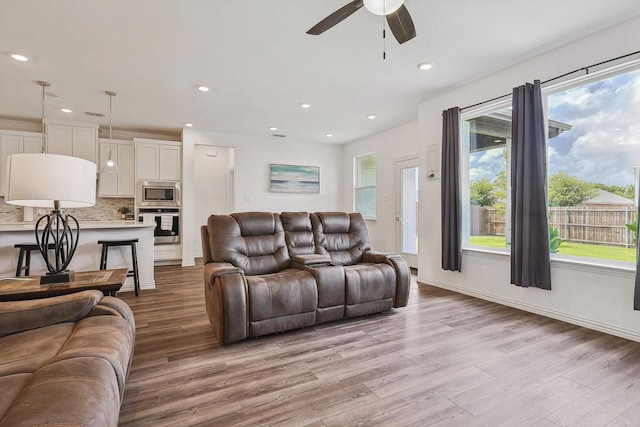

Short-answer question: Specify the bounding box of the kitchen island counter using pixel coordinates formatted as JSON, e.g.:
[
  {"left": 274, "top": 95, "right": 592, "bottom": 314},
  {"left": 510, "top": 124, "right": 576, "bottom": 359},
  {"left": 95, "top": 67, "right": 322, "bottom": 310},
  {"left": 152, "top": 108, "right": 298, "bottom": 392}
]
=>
[
  {"left": 0, "top": 221, "right": 149, "bottom": 232},
  {"left": 0, "top": 221, "right": 155, "bottom": 292}
]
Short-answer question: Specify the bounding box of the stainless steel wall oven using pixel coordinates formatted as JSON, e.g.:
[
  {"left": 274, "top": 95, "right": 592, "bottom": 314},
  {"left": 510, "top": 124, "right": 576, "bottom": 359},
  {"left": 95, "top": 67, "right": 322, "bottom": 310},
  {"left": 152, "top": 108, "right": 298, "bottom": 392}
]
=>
[{"left": 138, "top": 207, "right": 180, "bottom": 244}]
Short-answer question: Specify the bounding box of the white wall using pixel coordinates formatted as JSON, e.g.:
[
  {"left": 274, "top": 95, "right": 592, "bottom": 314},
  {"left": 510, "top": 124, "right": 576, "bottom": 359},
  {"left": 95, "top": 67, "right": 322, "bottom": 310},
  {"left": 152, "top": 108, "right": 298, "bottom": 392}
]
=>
[
  {"left": 182, "top": 129, "right": 344, "bottom": 265},
  {"left": 344, "top": 16, "right": 640, "bottom": 341}
]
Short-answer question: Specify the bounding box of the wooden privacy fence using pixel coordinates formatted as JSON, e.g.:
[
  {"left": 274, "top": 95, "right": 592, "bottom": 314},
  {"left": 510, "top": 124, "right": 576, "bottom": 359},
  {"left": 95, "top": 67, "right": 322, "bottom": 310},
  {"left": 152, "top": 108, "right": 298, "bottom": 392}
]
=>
[{"left": 470, "top": 206, "right": 637, "bottom": 248}]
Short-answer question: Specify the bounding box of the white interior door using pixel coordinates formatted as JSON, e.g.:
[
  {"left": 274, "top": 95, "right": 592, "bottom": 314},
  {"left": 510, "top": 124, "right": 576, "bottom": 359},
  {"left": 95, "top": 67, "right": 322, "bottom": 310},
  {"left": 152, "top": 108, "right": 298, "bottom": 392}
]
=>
[{"left": 395, "top": 157, "right": 419, "bottom": 268}]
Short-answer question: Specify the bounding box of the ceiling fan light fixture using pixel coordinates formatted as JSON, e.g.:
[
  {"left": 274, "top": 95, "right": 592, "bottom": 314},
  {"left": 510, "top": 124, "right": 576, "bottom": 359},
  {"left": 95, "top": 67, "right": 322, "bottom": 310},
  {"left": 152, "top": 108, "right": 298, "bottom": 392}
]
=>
[{"left": 363, "top": 0, "right": 405, "bottom": 16}]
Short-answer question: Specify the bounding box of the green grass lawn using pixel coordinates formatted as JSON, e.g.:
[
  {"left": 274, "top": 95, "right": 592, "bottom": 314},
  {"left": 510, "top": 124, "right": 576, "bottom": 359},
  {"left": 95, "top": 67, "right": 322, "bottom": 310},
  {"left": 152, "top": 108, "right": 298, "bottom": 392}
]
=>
[{"left": 470, "top": 235, "right": 637, "bottom": 263}]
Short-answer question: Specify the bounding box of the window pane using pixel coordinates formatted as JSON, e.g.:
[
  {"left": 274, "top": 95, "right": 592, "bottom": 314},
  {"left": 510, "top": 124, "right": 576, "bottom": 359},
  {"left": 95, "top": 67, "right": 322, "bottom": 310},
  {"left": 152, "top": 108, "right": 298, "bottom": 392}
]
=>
[
  {"left": 355, "top": 154, "right": 377, "bottom": 219},
  {"left": 357, "top": 155, "right": 377, "bottom": 187},
  {"left": 466, "top": 108, "right": 511, "bottom": 249},
  {"left": 401, "top": 166, "right": 419, "bottom": 253},
  {"left": 547, "top": 69, "right": 640, "bottom": 262},
  {"left": 357, "top": 187, "right": 377, "bottom": 219}
]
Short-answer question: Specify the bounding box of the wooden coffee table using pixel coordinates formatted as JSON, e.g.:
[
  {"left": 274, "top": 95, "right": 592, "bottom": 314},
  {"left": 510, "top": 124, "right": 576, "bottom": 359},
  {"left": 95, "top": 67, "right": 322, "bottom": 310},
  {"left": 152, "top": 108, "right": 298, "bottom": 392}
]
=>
[{"left": 0, "top": 268, "right": 128, "bottom": 301}]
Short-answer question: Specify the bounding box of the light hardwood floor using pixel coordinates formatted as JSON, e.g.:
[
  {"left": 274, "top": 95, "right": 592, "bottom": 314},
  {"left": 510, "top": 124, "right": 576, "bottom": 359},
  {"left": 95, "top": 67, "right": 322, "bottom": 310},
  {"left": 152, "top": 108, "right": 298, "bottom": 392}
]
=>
[{"left": 118, "top": 260, "right": 640, "bottom": 426}]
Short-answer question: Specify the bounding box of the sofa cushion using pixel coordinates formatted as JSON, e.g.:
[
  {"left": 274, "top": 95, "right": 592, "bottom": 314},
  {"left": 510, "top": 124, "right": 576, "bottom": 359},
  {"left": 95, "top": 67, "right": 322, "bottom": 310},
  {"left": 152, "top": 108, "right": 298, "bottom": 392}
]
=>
[
  {"left": 281, "top": 211, "right": 316, "bottom": 256},
  {"left": 0, "top": 323, "right": 75, "bottom": 377},
  {"left": 312, "top": 212, "right": 371, "bottom": 265},
  {"left": 51, "top": 315, "right": 135, "bottom": 400},
  {"left": 208, "top": 212, "right": 290, "bottom": 275},
  {"left": 247, "top": 269, "right": 317, "bottom": 321},
  {"left": 0, "top": 373, "right": 31, "bottom": 420},
  {"left": 0, "top": 357, "right": 120, "bottom": 427},
  {"left": 344, "top": 263, "right": 396, "bottom": 305}
]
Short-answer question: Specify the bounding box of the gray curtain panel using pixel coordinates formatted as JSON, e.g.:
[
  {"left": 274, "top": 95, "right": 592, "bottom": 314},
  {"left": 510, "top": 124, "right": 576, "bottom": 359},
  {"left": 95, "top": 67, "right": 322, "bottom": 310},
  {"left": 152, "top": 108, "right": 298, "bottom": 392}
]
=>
[
  {"left": 441, "top": 107, "right": 462, "bottom": 272},
  {"left": 634, "top": 205, "right": 640, "bottom": 310},
  {"left": 510, "top": 80, "right": 552, "bottom": 290}
]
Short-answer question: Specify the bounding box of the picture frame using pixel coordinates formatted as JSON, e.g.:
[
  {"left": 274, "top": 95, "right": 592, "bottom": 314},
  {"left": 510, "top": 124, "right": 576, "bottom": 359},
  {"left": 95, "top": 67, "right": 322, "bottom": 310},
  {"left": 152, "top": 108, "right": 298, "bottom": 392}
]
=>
[{"left": 270, "top": 163, "right": 320, "bottom": 194}]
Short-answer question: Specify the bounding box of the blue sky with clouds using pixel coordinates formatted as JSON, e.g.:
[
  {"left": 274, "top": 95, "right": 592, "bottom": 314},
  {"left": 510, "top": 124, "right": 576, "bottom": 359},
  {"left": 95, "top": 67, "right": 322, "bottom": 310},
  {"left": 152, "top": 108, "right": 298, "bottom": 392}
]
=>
[{"left": 469, "top": 68, "right": 640, "bottom": 188}]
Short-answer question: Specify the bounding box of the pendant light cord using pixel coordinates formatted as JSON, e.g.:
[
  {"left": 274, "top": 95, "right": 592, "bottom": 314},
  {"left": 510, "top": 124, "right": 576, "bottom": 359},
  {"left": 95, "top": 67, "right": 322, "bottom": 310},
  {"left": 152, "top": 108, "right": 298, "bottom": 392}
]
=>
[
  {"left": 37, "top": 81, "right": 50, "bottom": 153},
  {"left": 109, "top": 92, "right": 113, "bottom": 158}
]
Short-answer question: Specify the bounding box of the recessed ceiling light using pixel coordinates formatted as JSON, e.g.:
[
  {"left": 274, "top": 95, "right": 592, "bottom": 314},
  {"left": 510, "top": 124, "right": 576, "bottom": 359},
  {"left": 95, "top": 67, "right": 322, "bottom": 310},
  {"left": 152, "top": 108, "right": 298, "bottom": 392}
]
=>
[
  {"left": 417, "top": 62, "right": 433, "bottom": 71},
  {"left": 184, "top": 123, "right": 194, "bottom": 127},
  {"left": 325, "top": 133, "right": 333, "bottom": 137},
  {"left": 269, "top": 126, "right": 277, "bottom": 131},
  {"left": 300, "top": 103, "right": 311, "bottom": 109},
  {"left": 60, "top": 108, "right": 72, "bottom": 113},
  {"left": 367, "top": 114, "right": 376, "bottom": 120},
  {"left": 10, "top": 53, "right": 29, "bottom": 62},
  {"left": 197, "top": 86, "right": 210, "bottom": 92}
]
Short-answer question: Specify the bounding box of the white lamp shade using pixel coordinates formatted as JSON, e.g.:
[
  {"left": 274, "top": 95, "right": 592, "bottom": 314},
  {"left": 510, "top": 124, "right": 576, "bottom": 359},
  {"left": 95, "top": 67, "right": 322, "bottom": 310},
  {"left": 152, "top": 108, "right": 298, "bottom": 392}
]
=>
[
  {"left": 5, "top": 153, "right": 96, "bottom": 208},
  {"left": 363, "top": 0, "right": 405, "bottom": 16}
]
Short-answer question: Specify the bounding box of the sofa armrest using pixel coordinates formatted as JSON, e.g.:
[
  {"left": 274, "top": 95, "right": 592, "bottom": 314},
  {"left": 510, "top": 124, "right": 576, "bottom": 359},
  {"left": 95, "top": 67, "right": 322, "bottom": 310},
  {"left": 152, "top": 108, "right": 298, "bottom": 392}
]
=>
[
  {"left": 291, "top": 254, "right": 332, "bottom": 269},
  {"left": 362, "top": 251, "right": 411, "bottom": 307},
  {"left": 0, "top": 290, "right": 104, "bottom": 337},
  {"left": 204, "top": 261, "right": 243, "bottom": 279},
  {"left": 89, "top": 296, "right": 136, "bottom": 330},
  {"left": 203, "top": 262, "right": 248, "bottom": 344}
]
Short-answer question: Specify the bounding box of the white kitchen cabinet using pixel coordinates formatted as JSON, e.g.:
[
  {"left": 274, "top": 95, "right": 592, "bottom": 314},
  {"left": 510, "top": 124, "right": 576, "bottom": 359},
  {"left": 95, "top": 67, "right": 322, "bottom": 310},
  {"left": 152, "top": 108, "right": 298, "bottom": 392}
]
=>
[
  {"left": 46, "top": 122, "right": 98, "bottom": 164},
  {"left": 0, "top": 131, "right": 42, "bottom": 195},
  {"left": 98, "top": 139, "right": 135, "bottom": 197},
  {"left": 134, "top": 139, "right": 181, "bottom": 181}
]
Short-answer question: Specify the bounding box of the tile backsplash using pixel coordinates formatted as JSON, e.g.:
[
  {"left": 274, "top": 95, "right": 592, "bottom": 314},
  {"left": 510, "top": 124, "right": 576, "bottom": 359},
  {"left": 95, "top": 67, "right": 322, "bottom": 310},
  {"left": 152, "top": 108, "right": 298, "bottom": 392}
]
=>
[{"left": 0, "top": 196, "right": 135, "bottom": 223}]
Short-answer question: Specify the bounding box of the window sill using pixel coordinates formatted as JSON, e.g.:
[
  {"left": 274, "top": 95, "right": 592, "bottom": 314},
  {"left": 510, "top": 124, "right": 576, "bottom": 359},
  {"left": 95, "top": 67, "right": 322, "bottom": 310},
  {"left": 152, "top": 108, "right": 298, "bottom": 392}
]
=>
[{"left": 462, "top": 246, "right": 636, "bottom": 279}]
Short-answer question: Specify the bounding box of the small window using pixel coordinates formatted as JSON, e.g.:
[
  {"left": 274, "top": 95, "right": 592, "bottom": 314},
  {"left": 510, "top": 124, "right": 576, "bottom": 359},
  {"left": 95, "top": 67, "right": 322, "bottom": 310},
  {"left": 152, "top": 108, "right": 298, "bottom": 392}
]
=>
[
  {"left": 464, "top": 107, "right": 512, "bottom": 250},
  {"left": 355, "top": 154, "right": 377, "bottom": 219}
]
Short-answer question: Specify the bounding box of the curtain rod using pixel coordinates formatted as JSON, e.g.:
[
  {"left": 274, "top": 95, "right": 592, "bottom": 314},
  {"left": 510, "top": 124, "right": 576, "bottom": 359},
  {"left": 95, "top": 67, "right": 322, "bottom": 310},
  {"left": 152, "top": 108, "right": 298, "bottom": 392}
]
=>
[{"left": 459, "top": 49, "right": 640, "bottom": 112}]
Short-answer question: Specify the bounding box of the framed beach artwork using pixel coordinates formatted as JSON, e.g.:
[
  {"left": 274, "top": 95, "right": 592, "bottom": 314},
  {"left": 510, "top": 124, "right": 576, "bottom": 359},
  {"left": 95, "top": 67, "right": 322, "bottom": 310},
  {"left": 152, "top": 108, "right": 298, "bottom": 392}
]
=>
[{"left": 270, "top": 164, "right": 320, "bottom": 194}]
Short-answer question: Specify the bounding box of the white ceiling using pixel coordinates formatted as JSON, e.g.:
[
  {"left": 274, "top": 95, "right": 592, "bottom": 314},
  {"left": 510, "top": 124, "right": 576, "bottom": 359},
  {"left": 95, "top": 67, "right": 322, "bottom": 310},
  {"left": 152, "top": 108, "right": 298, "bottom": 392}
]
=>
[{"left": 2, "top": 0, "right": 640, "bottom": 144}]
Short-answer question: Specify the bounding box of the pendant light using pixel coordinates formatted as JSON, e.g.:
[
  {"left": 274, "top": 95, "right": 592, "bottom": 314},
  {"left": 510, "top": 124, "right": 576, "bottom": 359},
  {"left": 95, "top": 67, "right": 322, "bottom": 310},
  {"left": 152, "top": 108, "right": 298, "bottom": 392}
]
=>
[{"left": 100, "top": 90, "right": 120, "bottom": 174}]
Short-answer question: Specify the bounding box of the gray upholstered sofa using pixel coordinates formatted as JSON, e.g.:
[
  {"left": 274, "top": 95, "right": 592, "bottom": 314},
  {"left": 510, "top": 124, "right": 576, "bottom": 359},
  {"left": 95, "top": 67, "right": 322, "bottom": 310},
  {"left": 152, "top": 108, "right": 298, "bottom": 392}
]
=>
[
  {"left": 201, "top": 211, "right": 410, "bottom": 344},
  {"left": 0, "top": 290, "right": 135, "bottom": 427}
]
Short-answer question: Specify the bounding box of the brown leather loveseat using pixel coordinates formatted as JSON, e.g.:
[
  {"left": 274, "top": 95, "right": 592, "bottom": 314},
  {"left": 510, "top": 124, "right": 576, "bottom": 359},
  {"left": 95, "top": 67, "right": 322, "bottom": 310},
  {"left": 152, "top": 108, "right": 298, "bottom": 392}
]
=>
[
  {"left": 0, "top": 290, "right": 135, "bottom": 426},
  {"left": 201, "top": 211, "right": 410, "bottom": 344}
]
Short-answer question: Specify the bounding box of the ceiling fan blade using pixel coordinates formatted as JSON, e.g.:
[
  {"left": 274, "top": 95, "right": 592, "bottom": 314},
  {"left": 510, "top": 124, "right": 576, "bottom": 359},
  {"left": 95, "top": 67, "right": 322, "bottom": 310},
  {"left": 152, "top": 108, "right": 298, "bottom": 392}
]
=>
[
  {"left": 307, "top": 0, "right": 364, "bottom": 35},
  {"left": 386, "top": 4, "right": 416, "bottom": 44}
]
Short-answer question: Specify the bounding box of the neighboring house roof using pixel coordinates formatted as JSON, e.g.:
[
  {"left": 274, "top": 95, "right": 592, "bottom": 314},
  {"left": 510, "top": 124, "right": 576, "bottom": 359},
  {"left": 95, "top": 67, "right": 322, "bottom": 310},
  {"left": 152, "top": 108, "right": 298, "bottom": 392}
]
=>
[{"left": 580, "top": 189, "right": 635, "bottom": 206}]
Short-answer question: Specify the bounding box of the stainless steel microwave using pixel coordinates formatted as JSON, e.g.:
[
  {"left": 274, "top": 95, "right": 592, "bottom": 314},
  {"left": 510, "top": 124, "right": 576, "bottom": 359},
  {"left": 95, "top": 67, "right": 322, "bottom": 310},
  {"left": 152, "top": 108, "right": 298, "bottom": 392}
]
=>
[{"left": 136, "top": 181, "right": 181, "bottom": 207}]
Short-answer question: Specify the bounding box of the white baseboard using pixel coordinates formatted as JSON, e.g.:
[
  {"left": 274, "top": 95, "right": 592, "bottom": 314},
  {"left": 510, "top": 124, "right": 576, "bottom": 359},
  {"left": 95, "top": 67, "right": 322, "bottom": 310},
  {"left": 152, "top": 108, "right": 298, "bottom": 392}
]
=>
[{"left": 417, "top": 275, "right": 640, "bottom": 343}]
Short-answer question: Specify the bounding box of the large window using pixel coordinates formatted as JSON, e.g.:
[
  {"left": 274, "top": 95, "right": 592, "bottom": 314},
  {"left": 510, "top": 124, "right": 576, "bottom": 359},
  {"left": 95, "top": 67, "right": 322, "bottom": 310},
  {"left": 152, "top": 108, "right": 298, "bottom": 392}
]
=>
[
  {"left": 546, "top": 67, "right": 640, "bottom": 263},
  {"left": 355, "top": 154, "right": 377, "bottom": 219},
  {"left": 463, "top": 65, "right": 640, "bottom": 265}
]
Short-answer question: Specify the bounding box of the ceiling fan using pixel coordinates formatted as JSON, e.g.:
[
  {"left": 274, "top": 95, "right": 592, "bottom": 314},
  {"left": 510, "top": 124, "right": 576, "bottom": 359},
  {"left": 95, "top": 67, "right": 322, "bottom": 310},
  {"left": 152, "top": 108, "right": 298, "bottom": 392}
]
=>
[{"left": 307, "top": 0, "right": 416, "bottom": 45}]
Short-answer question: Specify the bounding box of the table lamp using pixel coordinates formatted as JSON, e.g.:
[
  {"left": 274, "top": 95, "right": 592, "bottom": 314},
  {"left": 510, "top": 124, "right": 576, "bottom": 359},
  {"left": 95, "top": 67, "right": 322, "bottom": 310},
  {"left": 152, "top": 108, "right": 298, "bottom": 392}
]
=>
[{"left": 4, "top": 153, "right": 97, "bottom": 284}]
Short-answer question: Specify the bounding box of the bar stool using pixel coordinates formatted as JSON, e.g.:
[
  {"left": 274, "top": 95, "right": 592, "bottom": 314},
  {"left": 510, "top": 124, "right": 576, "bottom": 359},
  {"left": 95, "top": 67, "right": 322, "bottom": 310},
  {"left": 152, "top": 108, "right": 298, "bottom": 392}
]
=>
[
  {"left": 98, "top": 239, "right": 140, "bottom": 297},
  {"left": 14, "top": 243, "right": 64, "bottom": 277}
]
